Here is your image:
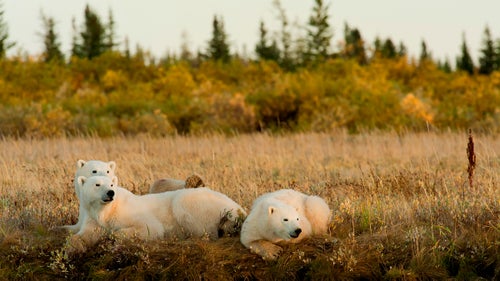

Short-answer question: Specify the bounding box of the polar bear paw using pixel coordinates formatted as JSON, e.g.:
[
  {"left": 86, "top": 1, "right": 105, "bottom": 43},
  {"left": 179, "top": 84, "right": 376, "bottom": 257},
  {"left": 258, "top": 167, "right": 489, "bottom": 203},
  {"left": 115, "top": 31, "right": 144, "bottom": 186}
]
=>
[{"left": 249, "top": 240, "right": 283, "bottom": 261}]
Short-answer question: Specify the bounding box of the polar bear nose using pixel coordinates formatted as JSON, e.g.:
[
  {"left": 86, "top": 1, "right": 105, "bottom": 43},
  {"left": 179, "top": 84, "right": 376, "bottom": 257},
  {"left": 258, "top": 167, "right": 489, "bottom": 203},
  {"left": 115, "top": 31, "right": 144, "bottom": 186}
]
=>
[
  {"left": 290, "top": 228, "right": 302, "bottom": 238},
  {"left": 107, "top": 190, "right": 115, "bottom": 198}
]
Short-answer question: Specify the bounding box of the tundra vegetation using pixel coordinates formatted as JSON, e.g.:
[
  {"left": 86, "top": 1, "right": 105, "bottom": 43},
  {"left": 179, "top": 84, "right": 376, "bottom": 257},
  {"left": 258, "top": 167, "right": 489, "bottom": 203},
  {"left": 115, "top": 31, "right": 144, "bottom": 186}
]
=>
[
  {"left": 0, "top": 132, "right": 498, "bottom": 280},
  {"left": 0, "top": 1, "right": 499, "bottom": 279}
]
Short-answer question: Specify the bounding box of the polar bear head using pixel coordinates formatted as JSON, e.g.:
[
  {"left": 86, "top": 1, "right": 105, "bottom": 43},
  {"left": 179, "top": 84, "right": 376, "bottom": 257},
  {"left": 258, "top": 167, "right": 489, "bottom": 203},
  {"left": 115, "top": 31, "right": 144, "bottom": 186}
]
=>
[
  {"left": 77, "top": 175, "right": 118, "bottom": 211},
  {"left": 74, "top": 160, "right": 117, "bottom": 198},
  {"left": 267, "top": 201, "right": 303, "bottom": 241}
]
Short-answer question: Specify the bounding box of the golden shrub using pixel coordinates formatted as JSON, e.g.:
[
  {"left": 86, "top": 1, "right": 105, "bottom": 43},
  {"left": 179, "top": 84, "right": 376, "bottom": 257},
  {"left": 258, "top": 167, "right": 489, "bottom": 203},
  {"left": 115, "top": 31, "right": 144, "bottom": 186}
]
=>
[
  {"left": 24, "top": 104, "right": 72, "bottom": 138},
  {"left": 401, "top": 93, "right": 434, "bottom": 123},
  {"left": 102, "top": 69, "right": 127, "bottom": 92}
]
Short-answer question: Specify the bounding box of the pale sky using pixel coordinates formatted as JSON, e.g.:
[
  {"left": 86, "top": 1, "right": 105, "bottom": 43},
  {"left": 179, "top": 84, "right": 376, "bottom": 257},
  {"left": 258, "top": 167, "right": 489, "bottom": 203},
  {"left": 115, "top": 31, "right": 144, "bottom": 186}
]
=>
[{"left": 4, "top": 0, "right": 500, "bottom": 63}]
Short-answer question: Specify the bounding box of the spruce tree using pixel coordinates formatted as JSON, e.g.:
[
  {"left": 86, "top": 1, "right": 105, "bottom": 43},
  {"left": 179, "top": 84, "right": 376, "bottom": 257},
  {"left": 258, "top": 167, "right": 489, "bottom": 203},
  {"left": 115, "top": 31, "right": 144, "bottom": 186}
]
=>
[
  {"left": 0, "top": 1, "right": 15, "bottom": 59},
  {"left": 179, "top": 30, "right": 193, "bottom": 61},
  {"left": 495, "top": 39, "right": 500, "bottom": 72},
  {"left": 419, "top": 40, "right": 430, "bottom": 63},
  {"left": 343, "top": 23, "right": 366, "bottom": 65},
  {"left": 306, "top": 0, "right": 332, "bottom": 62},
  {"left": 40, "top": 12, "right": 64, "bottom": 63},
  {"left": 273, "top": 0, "right": 293, "bottom": 70},
  {"left": 372, "top": 36, "right": 383, "bottom": 58},
  {"left": 70, "top": 17, "right": 80, "bottom": 58},
  {"left": 381, "top": 38, "right": 397, "bottom": 59},
  {"left": 72, "top": 5, "right": 108, "bottom": 59},
  {"left": 207, "top": 15, "right": 230, "bottom": 62},
  {"left": 456, "top": 34, "right": 474, "bottom": 75},
  {"left": 437, "top": 58, "right": 452, "bottom": 73},
  {"left": 255, "top": 20, "right": 280, "bottom": 62},
  {"left": 105, "top": 9, "right": 118, "bottom": 51},
  {"left": 478, "top": 26, "right": 495, "bottom": 75},
  {"left": 397, "top": 41, "right": 407, "bottom": 57}
]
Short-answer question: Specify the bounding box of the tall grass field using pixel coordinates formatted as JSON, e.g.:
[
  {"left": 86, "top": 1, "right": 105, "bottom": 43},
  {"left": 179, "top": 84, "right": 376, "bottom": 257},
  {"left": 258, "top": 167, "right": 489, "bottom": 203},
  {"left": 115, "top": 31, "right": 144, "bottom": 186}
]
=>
[{"left": 0, "top": 132, "right": 498, "bottom": 280}]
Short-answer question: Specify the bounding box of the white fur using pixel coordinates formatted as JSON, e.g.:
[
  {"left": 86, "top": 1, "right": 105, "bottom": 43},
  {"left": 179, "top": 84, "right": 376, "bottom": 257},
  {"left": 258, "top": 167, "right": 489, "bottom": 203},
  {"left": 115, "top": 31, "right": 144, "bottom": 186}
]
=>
[
  {"left": 61, "top": 160, "right": 116, "bottom": 233},
  {"left": 240, "top": 189, "right": 331, "bottom": 260},
  {"left": 71, "top": 176, "right": 246, "bottom": 251}
]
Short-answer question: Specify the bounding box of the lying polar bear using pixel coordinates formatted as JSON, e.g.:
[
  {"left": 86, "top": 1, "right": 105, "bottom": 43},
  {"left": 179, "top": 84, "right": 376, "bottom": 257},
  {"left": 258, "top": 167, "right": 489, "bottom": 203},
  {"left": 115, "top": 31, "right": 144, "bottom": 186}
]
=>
[
  {"left": 69, "top": 175, "right": 246, "bottom": 252},
  {"left": 62, "top": 159, "right": 117, "bottom": 233},
  {"left": 240, "top": 189, "right": 331, "bottom": 260},
  {"left": 149, "top": 173, "right": 205, "bottom": 194}
]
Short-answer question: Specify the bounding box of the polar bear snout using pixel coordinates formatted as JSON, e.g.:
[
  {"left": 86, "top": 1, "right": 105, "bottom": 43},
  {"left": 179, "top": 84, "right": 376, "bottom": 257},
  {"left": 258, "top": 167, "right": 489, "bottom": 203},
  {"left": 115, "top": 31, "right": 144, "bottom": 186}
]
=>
[
  {"left": 102, "top": 190, "right": 115, "bottom": 203},
  {"left": 290, "top": 228, "right": 302, "bottom": 238}
]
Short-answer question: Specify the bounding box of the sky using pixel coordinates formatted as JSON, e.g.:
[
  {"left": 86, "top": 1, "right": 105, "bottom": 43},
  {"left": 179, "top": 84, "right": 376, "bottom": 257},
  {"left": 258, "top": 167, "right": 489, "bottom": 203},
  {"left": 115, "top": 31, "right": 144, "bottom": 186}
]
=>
[{"left": 4, "top": 0, "right": 500, "bottom": 64}]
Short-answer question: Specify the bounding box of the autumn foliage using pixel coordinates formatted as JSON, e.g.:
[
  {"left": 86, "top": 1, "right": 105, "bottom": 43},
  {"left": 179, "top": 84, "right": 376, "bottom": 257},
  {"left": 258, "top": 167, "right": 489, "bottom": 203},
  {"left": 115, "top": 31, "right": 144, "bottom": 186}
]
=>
[{"left": 0, "top": 53, "right": 499, "bottom": 137}]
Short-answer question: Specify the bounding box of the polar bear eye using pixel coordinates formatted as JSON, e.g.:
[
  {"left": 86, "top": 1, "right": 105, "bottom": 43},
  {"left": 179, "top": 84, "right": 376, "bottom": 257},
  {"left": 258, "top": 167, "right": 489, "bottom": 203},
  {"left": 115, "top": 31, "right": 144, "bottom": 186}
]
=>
[
  {"left": 111, "top": 184, "right": 114, "bottom": 187},
  {"left": 283, "top": 218, "right": 288, "bottom": 222},
  {"left": 107, "top": 170, "right": 110, "bottom": 174},
  {"left": 96, "top": 183, "right": 100, "bottom": 187},
  {"left": 297, "top": 218, "right": 299, "bottom": 221},
  {"left": 92, "top": 170, "right": 97, "bottom": 174}
]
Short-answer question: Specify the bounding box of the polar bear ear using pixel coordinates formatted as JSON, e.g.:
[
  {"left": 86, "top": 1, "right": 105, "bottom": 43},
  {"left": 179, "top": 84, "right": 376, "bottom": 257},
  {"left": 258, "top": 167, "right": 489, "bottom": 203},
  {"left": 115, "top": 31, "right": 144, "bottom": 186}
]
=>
[
  {"left": 77, "top": 176, "right": 87, "bottom": 187},
  {"left": 77, "top": 160, "right": 86, "bottom": 168},
  {"left": 111, "top": 176, "right": 118, "bottom": 186},
  {"left": 268, "top": 206, "right": 275, "bottom": 215},
  {"left": 108, "top": 161, "right": 116, "bottom": 171}
]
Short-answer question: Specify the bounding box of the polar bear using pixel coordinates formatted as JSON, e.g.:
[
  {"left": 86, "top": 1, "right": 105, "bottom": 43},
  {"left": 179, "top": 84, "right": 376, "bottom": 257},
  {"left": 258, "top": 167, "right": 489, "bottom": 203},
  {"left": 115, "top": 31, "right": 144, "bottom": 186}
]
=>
[
  {"left": 61, "top": 160, "right": 116, "bottom": 233},
  {"left": 69, "top": 176, "right": 246, "bottom": 252},
  {"left": 149, "top": 173, "right": 205, "bottom": 194},
  {"left": 240, "top": 189, "right": 331, "bottom": 260}
]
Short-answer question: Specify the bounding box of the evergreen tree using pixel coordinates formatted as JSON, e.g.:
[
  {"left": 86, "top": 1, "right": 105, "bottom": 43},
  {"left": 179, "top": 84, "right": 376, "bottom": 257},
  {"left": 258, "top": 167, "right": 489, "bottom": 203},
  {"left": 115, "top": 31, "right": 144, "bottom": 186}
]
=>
[
  {"left": 273, "top": 0, "right": 294, "bottom": 70},
  {"left": 306, "top": 0, "right": 333, "bottom": 62},
  {"left": 456, "top": 34, "right": 474, "bottom": 75},
  {"left": 70, "top": 17, "right": 79, "bottom": 58},
  {"left": 478, "top": 26, "right": 495, "bottom": 75},
  {"left": 343, "top": 23, "right": 366, "bottom": 65},
  {"left": 207, "top": 15, "right": 230, "bottom": 62},
  {"left": 105, "top": 9, "right": 118, "bottom": 51},
  {"left": 179, "top": 30, "right": 193, "bottom": 61},
  {"left": 437, "top": 58, "right": 452, "bottom": 73},
  {"left": 419, "top": 40, "right": 431, "bottom": 63},
  {"left": 123, "top": 36, "right": 131, "bottom": 59},
  {"left": 381, "top": 38, "right": 397, "bottom": 59},
  {"left": 372, "top": 36, "right": 383, "bottom": 59},
  {"left": 255, "top": 20, "right": 280, "bottom": 62},
  {"left": 72, "top": 5, "right": 108, "bottom": 59},
  {"left": 0, "top": 1, "right": 15, "bottom": 59},
  {"left": 40, "top": 12, "right": 64, "bottom": 63},
  {"left": 496, "top": 39, "right": 500, "bottom": 72},
  {"left": 397, "top": 41, "right": 407, "bottom": 57}
]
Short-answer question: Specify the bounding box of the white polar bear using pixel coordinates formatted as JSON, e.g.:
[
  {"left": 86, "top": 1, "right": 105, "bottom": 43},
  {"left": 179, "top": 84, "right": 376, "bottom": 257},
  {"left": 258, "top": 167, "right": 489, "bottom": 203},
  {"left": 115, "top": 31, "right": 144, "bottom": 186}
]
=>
[
  {"left": 61, "top": 160, "right": 116, "bottom": 233},
  {"left": 69, "top": 176, "right": 246, "bottom": 252},
  {"left": 240, "top": 189, "right": 331, "bottom": 260}
]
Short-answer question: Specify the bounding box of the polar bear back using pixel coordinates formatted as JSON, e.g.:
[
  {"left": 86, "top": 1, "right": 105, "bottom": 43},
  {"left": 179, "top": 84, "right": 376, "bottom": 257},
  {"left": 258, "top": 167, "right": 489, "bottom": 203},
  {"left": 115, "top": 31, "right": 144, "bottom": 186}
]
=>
[
  {"left": 170, "top": 187, "right": 246, "bottom": 237},
  {"left": 252, "top": 189, "right": 307, "bottom": 210}
]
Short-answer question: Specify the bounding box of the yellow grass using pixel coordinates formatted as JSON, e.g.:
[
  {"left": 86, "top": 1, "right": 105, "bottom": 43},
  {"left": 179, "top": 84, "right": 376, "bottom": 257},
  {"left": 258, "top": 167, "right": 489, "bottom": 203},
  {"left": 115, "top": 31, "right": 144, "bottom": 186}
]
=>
[{"left": 0, "top": 131, "right": 499, "bottom": 280}]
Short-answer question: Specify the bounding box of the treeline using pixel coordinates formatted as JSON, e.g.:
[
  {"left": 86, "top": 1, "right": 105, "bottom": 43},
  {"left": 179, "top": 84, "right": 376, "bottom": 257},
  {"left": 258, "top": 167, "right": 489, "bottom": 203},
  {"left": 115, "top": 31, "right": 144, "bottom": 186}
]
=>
[{"left": 0, "top": 1, "right": 499, "bottom": 137}]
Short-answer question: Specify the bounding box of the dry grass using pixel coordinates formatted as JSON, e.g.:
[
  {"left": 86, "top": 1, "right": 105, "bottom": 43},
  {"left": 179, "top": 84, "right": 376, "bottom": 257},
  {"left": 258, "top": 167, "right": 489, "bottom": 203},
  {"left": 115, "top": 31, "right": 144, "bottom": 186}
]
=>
[{"left": 0, "top": 131, "right": 499, "bottom": 280}]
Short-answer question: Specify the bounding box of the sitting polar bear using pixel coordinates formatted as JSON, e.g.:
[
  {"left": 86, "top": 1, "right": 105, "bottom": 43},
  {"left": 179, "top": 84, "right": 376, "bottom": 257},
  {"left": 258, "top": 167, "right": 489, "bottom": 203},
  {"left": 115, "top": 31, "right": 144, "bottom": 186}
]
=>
[
  {"left": 240, "top": 189, "right": 331, "bottom": 260},
  {"left": 61, "top": 159, "right": 117, "bottom": 233},
  {"left": 149, "top": 173, "right": 205, "bottom": 194},
  {"left": 69, "top": 176, "right": 246, "bottom": 252}
]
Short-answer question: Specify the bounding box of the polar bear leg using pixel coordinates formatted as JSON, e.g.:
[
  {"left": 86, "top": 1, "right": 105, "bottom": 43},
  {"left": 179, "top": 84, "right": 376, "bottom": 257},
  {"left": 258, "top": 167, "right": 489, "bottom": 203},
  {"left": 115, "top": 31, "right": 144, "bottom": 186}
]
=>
[
  {"left": 66, "top": 219, "right": 104, "bottom": 254},
  {"left": 248, "top": 240, "right": 283, "bottom": 261},
  {"left": 304, "top": 196, "right": 331, "bottom": 234},
  {"left": 61, "top": 205, "right": 86, "bottom": 233}
]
